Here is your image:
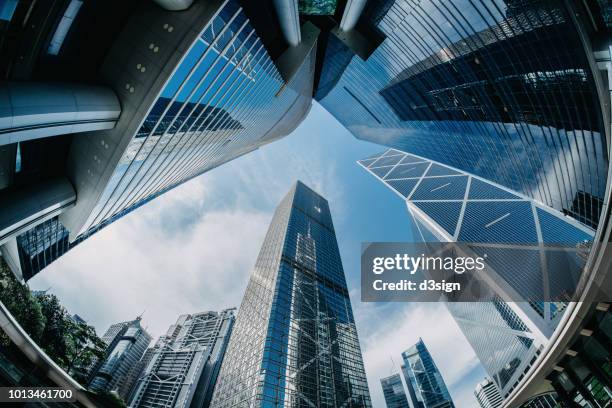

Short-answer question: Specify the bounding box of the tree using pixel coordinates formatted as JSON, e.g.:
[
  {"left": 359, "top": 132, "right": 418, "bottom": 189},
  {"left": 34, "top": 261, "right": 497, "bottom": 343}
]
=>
[
  {"left": 0, "top": 259, "right": 45, "bottom": 347},
  {"left": 36, "top": 293, "right": 73, "bottom": 367},
  {"left": 34, "top": 292, "right": 107, "bottom": 385},
  {"left": 64, "top": 320, "right": 107, "bottom": 384},
  {"left": 0, "top": 258, "right": 106, "bottom": 386}
]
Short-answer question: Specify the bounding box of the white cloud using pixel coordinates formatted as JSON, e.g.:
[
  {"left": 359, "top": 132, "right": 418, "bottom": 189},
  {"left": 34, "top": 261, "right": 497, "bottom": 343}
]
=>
[{"left": 30, "top": 192, "right": 270, "bottom": 338}]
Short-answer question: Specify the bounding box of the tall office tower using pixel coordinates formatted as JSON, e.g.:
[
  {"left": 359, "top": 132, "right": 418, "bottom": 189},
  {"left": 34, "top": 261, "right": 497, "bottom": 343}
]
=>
[
  {"left": 120, "top": 335, "right": 175, "bottom": 404},
  {"left": 380, "top": 373, "right": 410, "bottom": 408},
  {"left": 0, "top": 0, "right": 317, "bottom": 281},
  {"left": 210, "top": 182, "right": 371, "bottom": 408},
  {"left": 358, "top": 148, "right": 595, "bottom": 399},
  {"left": 129, "top": 309, "right": 235, "bottom": 408},
  {"left": 475, "top": 378, "right": 503, "bottom": 408},
  {"left": 314, "top": 0, "right": 611, "bottom": 231},
  {"left": 400, "top": 339, "right": 454, "bottom": 408},
  {"left": 89, "top": 317, "right": 152, "bottom": 401}
]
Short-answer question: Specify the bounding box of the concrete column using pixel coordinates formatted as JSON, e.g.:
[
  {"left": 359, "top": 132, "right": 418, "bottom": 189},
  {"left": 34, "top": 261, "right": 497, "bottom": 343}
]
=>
[
  {"left": 339, "top": 0, "right": 368, "bottom": 32},
  {"left": 0, "top": 82, "right": 121, "bottom": 146},
  {"left": 274, "top": 22, "right": 319, "bottom": 84},
  {"left": 273, "top": 0, "right": 301, "bottom": 47}
]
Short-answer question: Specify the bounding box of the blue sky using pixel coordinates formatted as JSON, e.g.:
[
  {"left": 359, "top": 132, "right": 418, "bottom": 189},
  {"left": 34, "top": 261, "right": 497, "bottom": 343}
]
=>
[{"left": 30, "top": 102, "right": 487, "bottom": 407}]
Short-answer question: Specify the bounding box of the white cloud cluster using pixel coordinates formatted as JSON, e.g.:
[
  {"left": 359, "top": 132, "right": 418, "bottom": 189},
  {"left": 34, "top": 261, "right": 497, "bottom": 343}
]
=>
[{"left": 31, "top": 185, "right": 270, "bottom": 337}]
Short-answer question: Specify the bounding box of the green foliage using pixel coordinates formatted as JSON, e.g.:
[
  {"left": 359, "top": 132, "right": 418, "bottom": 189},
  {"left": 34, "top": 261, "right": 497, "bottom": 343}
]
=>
[
  {"left": 0, "top": 261, "right": 45, "bottom": 347},
  {"left": 64, "top": 318, "right": 107, "bottom": 384},
  {"left": 0, "top": 258, "right": 106, "bottom": 386}
]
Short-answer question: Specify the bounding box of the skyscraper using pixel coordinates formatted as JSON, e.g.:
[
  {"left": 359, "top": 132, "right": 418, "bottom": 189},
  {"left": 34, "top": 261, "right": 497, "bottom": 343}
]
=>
[
  {"left": 129, "top": 309, "right": 235, "bottom": 408},
  {"left": 210, "top": 181, "right": 371, "bottom": 407},
  {"left": 475, "top": 378, "right": 503, "bottom": 408},
  {"left": 358, "top": 148, "right": 596, "bottom": 398},
  {"left": 400, "top": 339, "right": 454, "bottom": 408},
  {"left": 359, "top": 149, "right": 594, "bottom": 396},
  {"left": 0, "top": 0, "right": 317, "bottom": 280},
  {"left": 121, "top": 336, "right": 171, "bottom": 404},
  {"left": 315, "top": 0, "right": 610, "bottom": 231},
  {"left": 89, "top": 317, "right": 152, "bottom": 401},
  {"left": 380, "top": 373, "right": 410, "bottom": 408}
]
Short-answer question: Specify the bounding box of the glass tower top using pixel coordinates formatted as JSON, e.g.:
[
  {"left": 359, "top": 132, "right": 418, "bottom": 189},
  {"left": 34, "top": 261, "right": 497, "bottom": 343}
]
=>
[
  {"left": 401, "top": 339, "right": 454, "bottom": 408},
  {"left": 381, "top": 373, "right": 410, "bottom": 408},
  {"left": 210, "top": 181, "right": 371, "bottom": 407}
]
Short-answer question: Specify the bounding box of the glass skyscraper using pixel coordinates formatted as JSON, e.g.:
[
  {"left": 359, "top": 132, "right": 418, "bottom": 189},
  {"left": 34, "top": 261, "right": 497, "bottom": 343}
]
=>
[
  {"left": 69, "top": 0, "right": 315, "bottom": 242},
  {"left": 316, "top": 0, "right": 609, "bottom": 231},
  {"left": 130, "top": 309, "right": 235, "bottom": 408},
  {"left": 89, "top": 317, "right": 152, "bottom": 401},
  {"left": 380, "top": 373, "right": 410, "bottom": 408},
  {"left": 400, "top": 339, "right": 454, "bottom": 408},
  {"left": 210, "top": 181, "right": 371, "bottom": 408},
  {"left": 358, "top": 147, "right": 595, "bottom": 398},
  {"left": 0, "top": 0, "right": 316, "bottom": 280}
]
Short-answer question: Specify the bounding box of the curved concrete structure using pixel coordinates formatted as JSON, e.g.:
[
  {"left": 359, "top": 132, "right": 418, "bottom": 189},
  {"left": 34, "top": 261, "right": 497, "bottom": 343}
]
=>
[
  {"left": 0, "top": 82, "right": 120, "bottom": 146},
  {"left": 503, "top": 191, "right": 612, "bottom": 407},
  {"left": 0, "top": 300, "right": 96, "bottom": 407}
]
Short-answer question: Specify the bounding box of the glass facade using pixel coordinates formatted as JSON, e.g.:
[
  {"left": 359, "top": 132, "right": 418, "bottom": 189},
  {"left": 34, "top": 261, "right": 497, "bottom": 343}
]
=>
[
  {"left": 89, "top": 317, "right": 152, "bottom": 401},
  {"left": 210, "top": 181, "right": 371, "bottom": 408},
  {"left": 15, "top": 217, "right": 70, "bottom": 281},
  {"left": 357, "top": 148, "right": 597, "bottom": 398},
  {"left": 400, "top": 339, "right": 454, "bottom": 408},
  {"left": 317, "top": 0, "right": 608, "bottom": 230},
  {"left": 130, "top": 309, "right": 235, "bottom": 408},
  {"left": 76, "top": 0, "right": 314, "bottom": 239},
  {"left": 381, "top": 373, "right": 410, "bottom": 408}
]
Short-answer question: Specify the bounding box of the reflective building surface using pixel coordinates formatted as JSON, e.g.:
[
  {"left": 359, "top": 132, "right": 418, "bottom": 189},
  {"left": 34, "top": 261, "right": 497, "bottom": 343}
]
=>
[
  {"left": 400, "top": 339, "right": 454, "bottom": 408},
  {"left": 89, "top": 317, "right": 152, "bottom": 400},
  {"left": 358, "top": 148, "right": 596, "bottom": 399},
  {"left": 380, "top": 373, "right": 410, "bottom": 408},
  {"left": 0, "top": 0, "right": 315, "bottom": 281},
  {"left": 130, "top": 309, "right": 235, "bottom": 408},
  {"left": 317, "top": 0, "right": 610, "bottom": 231},
  {"left": 210, "top": 182, "right": 371, "bottom": 408},
  {"left": 71, "top": 0, "right": 315, "bottom": 242}
]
